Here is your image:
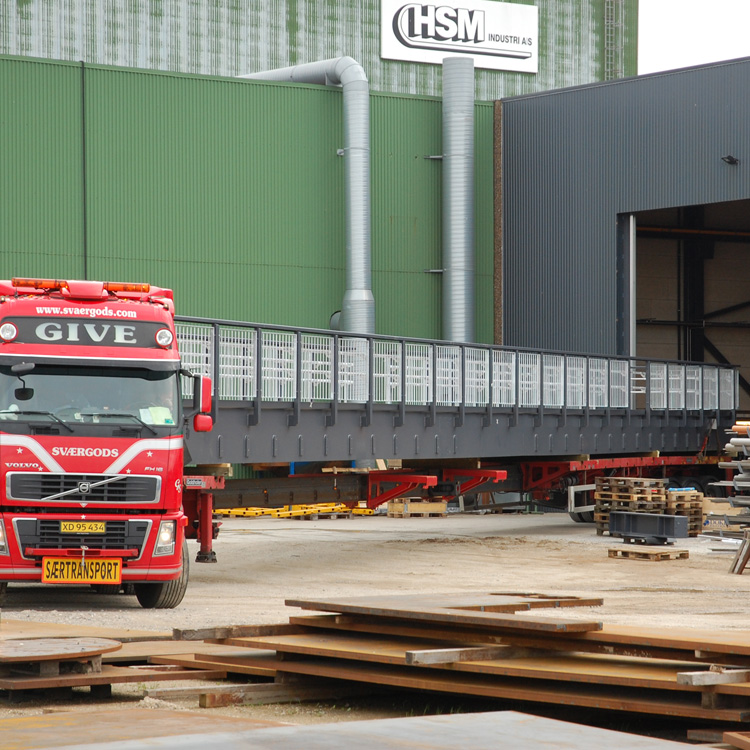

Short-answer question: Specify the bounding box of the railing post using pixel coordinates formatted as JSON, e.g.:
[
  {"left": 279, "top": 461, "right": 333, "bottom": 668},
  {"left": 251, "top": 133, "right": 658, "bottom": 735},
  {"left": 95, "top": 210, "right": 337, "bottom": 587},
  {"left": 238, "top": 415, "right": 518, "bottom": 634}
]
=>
[
  {"left": 511, "top": 351, "right": 519, "bottom": 427},
  {"left": 583, "top": 355, "right": 590, "bottom": 427},
  {"left": 560, "top": 355, "right": 568, "bottom": 427},
  {"left": 248, "top": 326, "right": 262, "bottom": 426},
  {"left": 362, "top": 336, "right": 374, "bottom": 427},
  {"left": 536, "top": 353, "right": 544, "bottom": 427},
  {"left": 427, "top": 343, "right": 437, "bottom": 428},
  {"left": 456, "top": 345, "right": 465, "bottom": 428},
  {"left": 288, "top": 332, "right": 302, "bottom": 427},
  {"left": 211, "top": 323, "right": 220, "bottom": 424},
  {"left": 484, "top": 347, "right": 494, "bottom": 427}
]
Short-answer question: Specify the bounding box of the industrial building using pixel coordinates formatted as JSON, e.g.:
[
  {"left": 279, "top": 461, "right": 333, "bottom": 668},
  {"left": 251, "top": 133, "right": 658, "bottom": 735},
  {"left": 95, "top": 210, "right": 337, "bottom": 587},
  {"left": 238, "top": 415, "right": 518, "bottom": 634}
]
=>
[{"left": 1, "top": 0, "right": 636, "bottom": 346}]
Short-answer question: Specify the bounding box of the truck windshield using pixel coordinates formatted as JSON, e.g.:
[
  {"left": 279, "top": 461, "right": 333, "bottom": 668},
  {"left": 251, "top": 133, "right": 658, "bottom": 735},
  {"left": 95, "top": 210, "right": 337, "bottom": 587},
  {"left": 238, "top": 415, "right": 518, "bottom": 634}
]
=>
[{"left": 0, "top": 365, "right": 180, "bottom": 428}]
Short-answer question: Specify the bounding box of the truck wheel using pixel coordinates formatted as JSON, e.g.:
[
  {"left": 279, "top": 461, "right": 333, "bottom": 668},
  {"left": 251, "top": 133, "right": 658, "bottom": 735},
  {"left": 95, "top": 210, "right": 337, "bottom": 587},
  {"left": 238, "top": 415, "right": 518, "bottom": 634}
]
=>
[
  {"left": 0, "top": 582, "right": 6, "bottom": 606},
  {"left": 569, "top": 511, "right": 594, "bottom": 523},
  {"left": 134, "top": 541, "right": 189, "bottom": 609}
]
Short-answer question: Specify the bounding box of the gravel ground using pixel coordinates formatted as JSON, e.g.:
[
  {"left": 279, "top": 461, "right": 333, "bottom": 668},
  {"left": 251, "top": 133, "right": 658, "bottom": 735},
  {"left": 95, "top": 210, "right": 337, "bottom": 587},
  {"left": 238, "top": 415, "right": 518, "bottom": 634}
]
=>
[{"left": 1, "top": 511, "right": 749, "bottom": 734}]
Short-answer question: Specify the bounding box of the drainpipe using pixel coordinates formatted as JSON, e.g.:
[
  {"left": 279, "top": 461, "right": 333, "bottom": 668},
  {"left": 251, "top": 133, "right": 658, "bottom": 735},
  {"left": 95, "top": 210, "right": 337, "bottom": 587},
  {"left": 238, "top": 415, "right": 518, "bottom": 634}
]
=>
[
  {"left": 442, "top": 57, "right": 475, "bottom": 343},
  {"left": 240, "top": 58, "right": 374, "bottom": 335}
]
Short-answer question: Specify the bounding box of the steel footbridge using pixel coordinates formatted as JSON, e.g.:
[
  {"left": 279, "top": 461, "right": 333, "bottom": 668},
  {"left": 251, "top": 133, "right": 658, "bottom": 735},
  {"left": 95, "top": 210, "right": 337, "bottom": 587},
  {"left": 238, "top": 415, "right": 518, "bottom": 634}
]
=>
[{"left": 176, "top": 317, "right": 737, "bottom": 467}]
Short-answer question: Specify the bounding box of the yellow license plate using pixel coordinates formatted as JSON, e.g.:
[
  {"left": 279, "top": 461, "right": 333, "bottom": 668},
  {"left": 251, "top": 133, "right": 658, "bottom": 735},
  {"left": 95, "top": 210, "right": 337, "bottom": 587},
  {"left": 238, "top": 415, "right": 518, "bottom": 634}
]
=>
[
  {"left": 42, "top": 557, "right": 122, "bottom": 584},
  {"left": 60, "top": 521, "right": 105, "bottom": 534}
]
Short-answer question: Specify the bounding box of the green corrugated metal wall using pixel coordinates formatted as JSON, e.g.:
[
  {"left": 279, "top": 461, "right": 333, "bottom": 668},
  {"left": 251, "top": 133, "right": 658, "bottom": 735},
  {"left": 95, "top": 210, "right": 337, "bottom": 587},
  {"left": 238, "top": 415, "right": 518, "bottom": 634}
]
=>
[
  {"left": 0, "top": 58, "right": 84, "bottom": 277},
  {"left": 0, "top": 56, "right": 495, "bottom": 342}
]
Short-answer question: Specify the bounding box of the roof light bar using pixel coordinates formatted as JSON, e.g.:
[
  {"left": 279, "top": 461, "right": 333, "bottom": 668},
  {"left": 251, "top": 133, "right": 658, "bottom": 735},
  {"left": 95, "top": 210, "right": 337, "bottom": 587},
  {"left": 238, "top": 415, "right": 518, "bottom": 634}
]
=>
[
  {"left": 103, "top": 281, "right": 150, "bottom": 293},
  {"left": 12, "top": 278, "right": 69, "bottom": 290}
]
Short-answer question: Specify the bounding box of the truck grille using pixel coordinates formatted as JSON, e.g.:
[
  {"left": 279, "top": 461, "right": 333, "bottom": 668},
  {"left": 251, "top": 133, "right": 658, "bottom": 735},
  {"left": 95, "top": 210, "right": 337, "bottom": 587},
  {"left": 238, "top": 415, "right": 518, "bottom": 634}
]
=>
[
  {"left": 7, "top": 473, "right": 160, "bottom": 504},
  {"left": 13, "top": 518, "right": 151, "bottom": 557}
]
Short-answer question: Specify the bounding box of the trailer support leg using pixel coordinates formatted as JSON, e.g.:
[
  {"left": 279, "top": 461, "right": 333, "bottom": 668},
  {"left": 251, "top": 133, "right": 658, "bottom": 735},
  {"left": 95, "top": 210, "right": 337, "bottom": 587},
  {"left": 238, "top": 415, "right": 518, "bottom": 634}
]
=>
[{"left": 196, "top": 491, "right": 218, "bottom": 563}]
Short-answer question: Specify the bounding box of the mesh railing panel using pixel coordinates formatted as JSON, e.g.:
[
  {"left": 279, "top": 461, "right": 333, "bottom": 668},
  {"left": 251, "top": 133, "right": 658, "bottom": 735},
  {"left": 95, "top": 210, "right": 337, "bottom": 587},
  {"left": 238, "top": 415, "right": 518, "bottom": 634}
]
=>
[
  {"left": 436, "top": 345, "right": 461, "bottom": 406},
  {"left": 518, "top": 353, "right": 540, "bottom": 408},
  {"left": 492, "top": 350, "right": 516, "bottom": 407},
  {"left": 566, "top": 356, "right": 587, "bottom": 409},
  {"left": 373, "top": 341, "right": 401, "bottom": 404},
  {"left": 543, "top": 355, "right": 564, "bottom": 408},
  {"left": 218, "top": 327, "right": 256, "bottom": 401},
  {"left": 338, "top": 337, "right": 369, "bottom": 403},
  {"left": 668, "top": 364, "right": 685, "bottom": 410},
  {"left": 589, "top": 358, "right": 607, "bottom": 409},
  {"left": 262, "top": 331, "right": 297, "bottom": 402},
  {"left": 465, "top": 347, "right": 489, "bottom": 407},
  {"left": 686, "top": 365, "right": 702, "bottom": 411},
  {"left": 301, "top": 334, "right": 334, "bottom": 402},
  {"left": 649, "top": 363, "right": 667, "bottom": 410}
]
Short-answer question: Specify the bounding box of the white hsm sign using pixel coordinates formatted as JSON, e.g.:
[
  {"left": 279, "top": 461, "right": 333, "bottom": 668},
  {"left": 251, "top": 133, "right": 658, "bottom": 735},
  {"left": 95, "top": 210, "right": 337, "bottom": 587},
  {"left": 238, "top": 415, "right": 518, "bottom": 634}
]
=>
[{"left": 382, "top": 0, "right": 538, "bottom": 73}]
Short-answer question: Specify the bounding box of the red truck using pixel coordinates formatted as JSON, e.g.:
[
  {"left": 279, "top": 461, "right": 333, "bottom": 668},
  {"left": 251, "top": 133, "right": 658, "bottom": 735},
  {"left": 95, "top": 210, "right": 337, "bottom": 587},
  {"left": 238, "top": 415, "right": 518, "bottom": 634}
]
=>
[{"left": 0, "top": 278, "right": 212, "bottom": 608}]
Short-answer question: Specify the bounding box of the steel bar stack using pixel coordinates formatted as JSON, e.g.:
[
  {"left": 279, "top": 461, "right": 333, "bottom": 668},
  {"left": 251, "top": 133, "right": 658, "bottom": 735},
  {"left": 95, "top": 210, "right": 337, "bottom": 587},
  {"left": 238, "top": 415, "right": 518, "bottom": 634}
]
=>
[
  {"left": 207, "top": 592, "right": 750, "bottom": 724},
  {"left": 594, "top": 477, "right": 702, "bottom": 537}
]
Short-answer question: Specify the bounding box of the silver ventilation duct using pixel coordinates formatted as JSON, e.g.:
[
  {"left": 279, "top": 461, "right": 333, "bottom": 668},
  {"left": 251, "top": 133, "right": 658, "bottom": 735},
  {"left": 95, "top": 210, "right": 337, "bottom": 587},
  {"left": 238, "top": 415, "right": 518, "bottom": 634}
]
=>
[
  {"left": 442, "top": 57, "right": 475, "bottom": 343},
  {"left": 240, "top": 57, "right": 374, "bottom": 334}
]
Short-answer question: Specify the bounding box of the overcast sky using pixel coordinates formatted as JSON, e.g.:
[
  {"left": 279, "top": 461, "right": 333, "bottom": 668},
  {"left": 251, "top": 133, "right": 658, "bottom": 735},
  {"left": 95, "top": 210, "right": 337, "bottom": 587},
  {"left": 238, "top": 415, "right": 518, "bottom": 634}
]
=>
[{"left": 639, "top": 0, "right": 750, "bottom": 74}]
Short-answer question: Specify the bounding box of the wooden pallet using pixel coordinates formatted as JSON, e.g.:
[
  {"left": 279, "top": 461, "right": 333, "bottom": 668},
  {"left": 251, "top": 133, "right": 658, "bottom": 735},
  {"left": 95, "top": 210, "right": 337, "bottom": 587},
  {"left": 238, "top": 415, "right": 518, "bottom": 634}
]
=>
[
  {"left": 608, "top": 547, "right": 689, "bottom": 562},
  {"left": 387, "top": 500, "right": 447, "bottom": 518},
  {"left": 595, "top": 477, "right": 667, "bottom": 490},
  {"left": 595, "top": 491, "right": 666, "bottom": 502}
]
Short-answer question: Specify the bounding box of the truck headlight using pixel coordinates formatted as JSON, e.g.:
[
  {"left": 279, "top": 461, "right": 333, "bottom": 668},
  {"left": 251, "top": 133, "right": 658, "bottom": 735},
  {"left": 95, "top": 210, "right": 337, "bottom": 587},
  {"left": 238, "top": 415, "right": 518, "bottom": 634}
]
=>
[
  {"left": 154, "top": 520, "right": 176, "bottom": 556},
  {"left": 0, "top": 522, "right": 7, "bottom": 555}
]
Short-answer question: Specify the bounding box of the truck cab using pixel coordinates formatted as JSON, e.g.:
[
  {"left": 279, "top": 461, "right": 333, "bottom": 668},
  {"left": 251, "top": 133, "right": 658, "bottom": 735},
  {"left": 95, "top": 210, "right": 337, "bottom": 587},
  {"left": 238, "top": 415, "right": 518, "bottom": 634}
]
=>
[{"left": 0, "top": 278, "right": 209, "bottom": 608}]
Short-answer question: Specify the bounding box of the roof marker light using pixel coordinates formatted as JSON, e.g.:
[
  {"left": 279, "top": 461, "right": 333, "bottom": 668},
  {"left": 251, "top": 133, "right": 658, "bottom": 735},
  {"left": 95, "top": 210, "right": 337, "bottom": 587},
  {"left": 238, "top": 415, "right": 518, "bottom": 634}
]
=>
[{"left": 155, "top": 328, "right": 174, "bottom": 348}]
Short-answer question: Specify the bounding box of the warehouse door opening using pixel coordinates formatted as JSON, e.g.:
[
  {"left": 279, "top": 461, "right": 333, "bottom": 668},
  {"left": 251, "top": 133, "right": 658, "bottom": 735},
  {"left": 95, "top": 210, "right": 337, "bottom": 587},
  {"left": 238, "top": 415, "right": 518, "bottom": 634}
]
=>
[{"left": 633, "top": 200, "right": 750, "bottom": 414}]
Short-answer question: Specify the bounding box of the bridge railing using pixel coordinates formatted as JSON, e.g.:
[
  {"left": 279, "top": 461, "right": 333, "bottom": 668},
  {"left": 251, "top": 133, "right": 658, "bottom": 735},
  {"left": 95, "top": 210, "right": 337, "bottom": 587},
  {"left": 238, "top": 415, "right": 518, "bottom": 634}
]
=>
[{"left": 175, "top": 318, "right": 738, "bottom": 415}]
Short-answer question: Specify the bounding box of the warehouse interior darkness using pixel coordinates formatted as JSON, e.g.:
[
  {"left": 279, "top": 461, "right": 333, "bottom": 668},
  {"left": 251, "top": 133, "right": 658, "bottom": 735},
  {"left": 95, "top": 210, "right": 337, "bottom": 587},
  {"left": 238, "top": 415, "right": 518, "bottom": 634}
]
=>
[{"left": 635, "top": 199, "right": 750, "bottom": 413}]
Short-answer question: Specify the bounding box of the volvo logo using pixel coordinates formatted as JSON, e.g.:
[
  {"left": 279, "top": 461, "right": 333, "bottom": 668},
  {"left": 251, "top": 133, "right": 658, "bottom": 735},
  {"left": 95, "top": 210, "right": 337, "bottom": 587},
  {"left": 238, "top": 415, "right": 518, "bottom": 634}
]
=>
[{"left": 77, "top": 482, "right": 92, "bottom": 495}]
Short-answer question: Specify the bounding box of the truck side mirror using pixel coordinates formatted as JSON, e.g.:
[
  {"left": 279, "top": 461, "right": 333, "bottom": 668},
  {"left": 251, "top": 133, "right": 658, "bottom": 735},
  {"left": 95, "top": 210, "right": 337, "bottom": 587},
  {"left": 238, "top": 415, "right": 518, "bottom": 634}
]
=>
[
  {"left": 197, "top": 375, "right": 212, "bottom": 414},
  {"left": 192, "top": 413, "right": 213, "bottom": 432}
]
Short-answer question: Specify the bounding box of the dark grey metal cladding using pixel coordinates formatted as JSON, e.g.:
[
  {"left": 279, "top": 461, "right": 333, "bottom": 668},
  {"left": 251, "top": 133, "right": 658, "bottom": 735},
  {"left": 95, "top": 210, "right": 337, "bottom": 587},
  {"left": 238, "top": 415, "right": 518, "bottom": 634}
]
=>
[
  {"left": 502, "top": 58, "right": 750, "bottom": 355},
  {"left": 186, "top": 404, "right": 725, "bottom": 464}
]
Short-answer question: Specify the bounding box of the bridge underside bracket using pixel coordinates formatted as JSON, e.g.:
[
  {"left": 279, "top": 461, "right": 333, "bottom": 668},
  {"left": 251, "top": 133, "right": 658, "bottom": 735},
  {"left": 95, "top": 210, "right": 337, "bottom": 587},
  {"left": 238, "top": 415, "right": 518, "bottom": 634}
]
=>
[{"left": 367, "top": 471, "right": 439, "bottom": 510}]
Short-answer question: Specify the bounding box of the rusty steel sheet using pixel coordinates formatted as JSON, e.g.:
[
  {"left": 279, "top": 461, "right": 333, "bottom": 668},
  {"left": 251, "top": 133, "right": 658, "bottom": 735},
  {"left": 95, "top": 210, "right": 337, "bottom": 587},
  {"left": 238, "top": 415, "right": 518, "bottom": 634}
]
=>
[
  {"left": 0, "top": 710, "right": 696, "bottom": 750},
  {"left": 0, "top": 708, "right": 285, "bottom": 749},
  {"left": 285, "top": 593, "right": 603, "bottom": 633},
  {"left": 725, "top": 730, "right": 750, "bottom": 750},
  {"left": 0, "top": 618, "right": 171, "bottom": 643},
  {"left": 0, "top": 638, "right": 121, "bottom": 663},
  {"left": 103, "top": 640, "right": 261, "bottom": 664},
  {"left": 284, "top": 614, "right": 750, "bottom": 666},
  {"left": 282, "top": 614, "right": 709, "bottom": 662},
  {"left": 0, "top": 664, "right": 227, "bottom": 691},
  {"left": 220, "top": 654, "right": 750, "bottom": 723},
  {"left": 149, "top": 651, "right": 278, "bottom": 678},
  {"left": 234, "top": 631, "right": 750, "bottom": 698}
]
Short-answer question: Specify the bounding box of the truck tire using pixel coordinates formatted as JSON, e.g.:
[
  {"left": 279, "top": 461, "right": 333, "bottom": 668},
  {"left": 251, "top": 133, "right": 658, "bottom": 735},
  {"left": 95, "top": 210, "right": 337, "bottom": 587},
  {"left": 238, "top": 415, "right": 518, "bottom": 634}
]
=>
[
  {"left": 0, "top": 582, "right": 6, "bottom": 606},
  {"left": 134, "top": 541, "right": 189, "bottom": 609},
  {"left": 569, "top": 510, "right": 595, "bottom": 523}
]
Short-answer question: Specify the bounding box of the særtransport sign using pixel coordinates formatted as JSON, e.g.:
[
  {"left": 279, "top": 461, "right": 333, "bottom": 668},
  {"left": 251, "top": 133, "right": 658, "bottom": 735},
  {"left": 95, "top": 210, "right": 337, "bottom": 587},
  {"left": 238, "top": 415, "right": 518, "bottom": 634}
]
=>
[
  {"left": 42, "top": 557, "right": 122, "bottom": 584},
  {"left": 382, "top": 0, "right": 538, "bottom": 73}
]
